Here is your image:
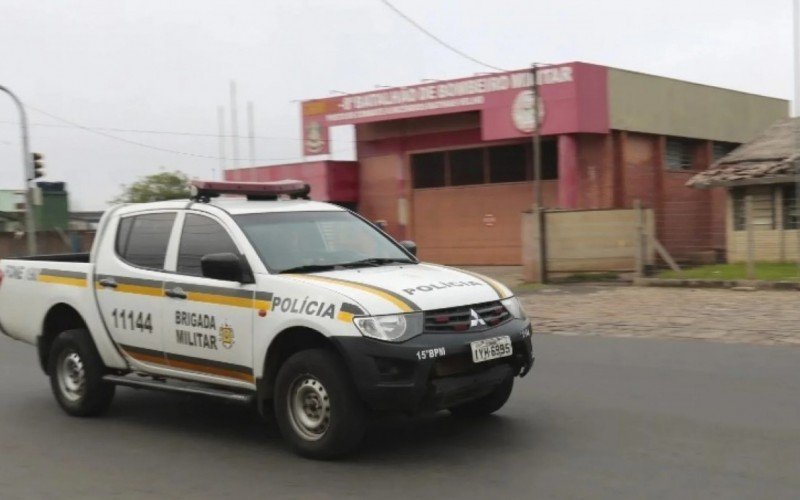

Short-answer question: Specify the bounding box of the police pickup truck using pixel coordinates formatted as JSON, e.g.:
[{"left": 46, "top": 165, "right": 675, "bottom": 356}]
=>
[{"left": 0, "top": 180, "right": 533, "bottom": 458}]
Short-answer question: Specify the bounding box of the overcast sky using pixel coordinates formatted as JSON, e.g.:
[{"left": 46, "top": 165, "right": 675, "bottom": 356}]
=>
[{"left": 0, "top": 0, "right": 795, "bottom": 209}]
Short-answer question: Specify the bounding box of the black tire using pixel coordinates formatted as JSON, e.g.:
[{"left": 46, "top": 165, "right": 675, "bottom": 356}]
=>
[
  {"left": 274, "top": 349, "right": 366, "bottom": 459},
  {"left": 48, "top": 328, "right": 115, "bottom": 417},
  {"left": 449, "top": 377, "right": 514, "bottom": 418}
]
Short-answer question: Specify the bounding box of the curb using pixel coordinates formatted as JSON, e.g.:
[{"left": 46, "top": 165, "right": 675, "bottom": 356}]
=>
[{"left": 633, "top": 278, "right": 800, "bottom": 290}]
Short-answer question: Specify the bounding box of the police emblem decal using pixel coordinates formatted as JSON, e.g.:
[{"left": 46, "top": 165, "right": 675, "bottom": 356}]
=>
[{"left": 219, "top": 323, "right": 235, "bottom": 349}]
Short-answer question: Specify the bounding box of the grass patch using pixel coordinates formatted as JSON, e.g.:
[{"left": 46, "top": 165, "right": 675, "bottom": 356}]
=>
[
  {"left": 511, "top": 282, "right": 547, "bottom": 294},
  {"left": 548, "top": 272, "right": 621, "bottom": 284},
  {"left": 659, "top": 262, "right": 800, "bottom": 281}
]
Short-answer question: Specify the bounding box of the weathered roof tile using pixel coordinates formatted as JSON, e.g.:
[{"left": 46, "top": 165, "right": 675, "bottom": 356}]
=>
[{"left": 688, "top": 118, "right": 800, "bottom": 188}]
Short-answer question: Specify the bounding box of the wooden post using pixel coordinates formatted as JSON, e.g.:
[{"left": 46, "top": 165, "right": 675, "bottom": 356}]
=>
[
  {"left": 634, "top": 199, "right": 645, "bottom": 277},
  {"left": 536, "top": 207, "right": 548, "bottom": 284},
  {"left": 745, "top": 193, "right": 756, "bottom": 280},
  {"left": 651, "top": 235, "right": 682, "bottom": 273}
]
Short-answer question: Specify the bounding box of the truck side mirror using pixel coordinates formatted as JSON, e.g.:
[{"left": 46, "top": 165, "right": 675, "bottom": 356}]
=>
[
  {"left": 400, "top": 240, "right": 417, "bottom": 256},
  {"left": 201, "top": 253, "right": 252, "bottom": 283}
]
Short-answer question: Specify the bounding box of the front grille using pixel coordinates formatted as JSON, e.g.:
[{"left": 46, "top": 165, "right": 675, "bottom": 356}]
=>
[{"left": 424, "top": 300, "right": 511, "bottom": 332}]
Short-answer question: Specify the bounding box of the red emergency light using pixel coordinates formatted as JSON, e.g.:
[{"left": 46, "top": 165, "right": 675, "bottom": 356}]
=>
[{"left": 189, "top": 179, "right": 311, "bottom": 202}]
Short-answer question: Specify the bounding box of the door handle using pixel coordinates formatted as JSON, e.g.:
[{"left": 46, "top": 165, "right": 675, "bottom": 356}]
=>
[
  {"left": 165, "top": 287, "right": 187, "bottom": 299},
  {"left": 98, "top": 278, "right": 118, "bottom": 289}
]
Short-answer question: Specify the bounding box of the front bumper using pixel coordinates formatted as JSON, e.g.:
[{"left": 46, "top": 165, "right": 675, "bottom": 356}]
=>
[{"left": 331, "top": 319, "right": 534, "bottom": 413}]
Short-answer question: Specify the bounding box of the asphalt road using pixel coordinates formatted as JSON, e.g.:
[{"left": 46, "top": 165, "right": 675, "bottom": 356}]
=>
[{"left": 1, "top": 332, "right": 798, "bottom": 499}]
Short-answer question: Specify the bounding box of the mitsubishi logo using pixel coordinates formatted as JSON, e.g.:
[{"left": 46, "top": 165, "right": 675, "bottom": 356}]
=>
[{"left": 469, "top": 309, "right": 486, "bottom": 328}]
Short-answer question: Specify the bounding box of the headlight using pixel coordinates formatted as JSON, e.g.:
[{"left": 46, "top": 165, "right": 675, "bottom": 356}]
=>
[
  {"left": 501, "top": 296, "right": 526, "bottom": 320},
  {"left": 353, "top": 313, "right": 424, "bottom": 342}
]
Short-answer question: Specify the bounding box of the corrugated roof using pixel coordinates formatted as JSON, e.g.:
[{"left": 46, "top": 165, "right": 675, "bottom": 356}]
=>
[{"left": 687, "top": 117, "right": 800, "bottom": 188}]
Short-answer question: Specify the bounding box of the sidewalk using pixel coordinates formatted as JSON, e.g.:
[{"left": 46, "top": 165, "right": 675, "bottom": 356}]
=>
[
  {"left": 458, "top": 266, "right": 800, "bottom": 346},
  {"left": 459, "top": 266, "right": 526, "bottom": 289},
  {"left": 519, "top": 284, "right": 800, "bottom": 346}
]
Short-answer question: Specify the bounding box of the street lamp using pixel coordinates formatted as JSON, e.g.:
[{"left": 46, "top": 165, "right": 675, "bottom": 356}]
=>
[{"left": 0, "top": 85, "right": 37, "bottom": 255}]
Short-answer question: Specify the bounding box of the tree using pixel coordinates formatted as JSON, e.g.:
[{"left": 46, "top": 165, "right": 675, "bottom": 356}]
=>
[{"left": 112, "top": 170, "right": 191, "bottom": 203}]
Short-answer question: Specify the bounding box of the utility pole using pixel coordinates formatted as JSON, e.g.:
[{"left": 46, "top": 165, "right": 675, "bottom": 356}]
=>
[
  {"left": 247, "top": 101, "right": 256, "bottom": 176},
  {"left": 793, "top": 0, "right": 800, "bottom": 275},
  {"left": 0, "top": 85, "right": 37, "bottom": 255},
  {"left": 530, "top": 63, "right": 546, "bottom": 283},
  {"left": 217, "top": 105, "right": 226, "bottom": 180},
  {"left": 531, "top": 63, "right": 543, "bottom": 209},
  {"left": 746, "top": 194, "right": 755, "bottom": 280},
  {"left": 229, "top": 81, "right": 239, "bottom": 172}
]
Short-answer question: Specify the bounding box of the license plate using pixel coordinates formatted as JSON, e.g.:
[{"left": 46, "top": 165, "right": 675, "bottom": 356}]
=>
[{"left": 470, "top": 336, "right": 513, "bottom": 363}]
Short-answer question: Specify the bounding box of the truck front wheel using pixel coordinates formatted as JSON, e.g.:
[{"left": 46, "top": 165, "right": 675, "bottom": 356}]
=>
[
  {"left": 274, "top": 349, "right": 366, "bottom": 459},
  {"left": 48, "top": 329, "right": 115, "bottom": 417}
]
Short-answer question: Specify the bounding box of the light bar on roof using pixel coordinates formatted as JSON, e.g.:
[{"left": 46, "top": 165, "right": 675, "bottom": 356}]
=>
[{"left": 189, "top": 179, "right": 311, "bottom": 201}]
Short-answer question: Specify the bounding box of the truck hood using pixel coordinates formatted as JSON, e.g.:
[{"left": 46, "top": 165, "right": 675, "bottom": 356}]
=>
[{"left": 282, "top": 263, "right": 512, "bottom": 315}]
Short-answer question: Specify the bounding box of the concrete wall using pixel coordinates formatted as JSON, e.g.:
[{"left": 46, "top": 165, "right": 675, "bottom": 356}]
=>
[
  {"left": 608, "top": 68, "right": 788, "bottom": 143},
  {"left": 0, "top": 230, "right": 95, "bottom": 259},
  {"left": 523, "top": 208, "right": 654, "bottom": 278}
]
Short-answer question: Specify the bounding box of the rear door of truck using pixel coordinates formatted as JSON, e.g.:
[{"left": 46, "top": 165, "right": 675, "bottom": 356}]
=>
[{"left": 94, "top": 210, "right": 178, "bottom": 368}]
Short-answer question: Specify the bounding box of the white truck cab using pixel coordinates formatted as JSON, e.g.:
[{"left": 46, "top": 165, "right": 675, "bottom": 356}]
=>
[{"left": 0, "top": 180, "right": 533, "bottom": 458}]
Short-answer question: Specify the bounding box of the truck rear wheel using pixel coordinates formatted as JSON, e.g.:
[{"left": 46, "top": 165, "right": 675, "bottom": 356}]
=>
[
  {"left": 48, "top": 329, "right": 115, "bottom": 417},
  {"left": 449, "top": 377, "right": 513, "bottom": 417},
  {"left": 274, "top": 349, "right": 366, "bottom": 459}
]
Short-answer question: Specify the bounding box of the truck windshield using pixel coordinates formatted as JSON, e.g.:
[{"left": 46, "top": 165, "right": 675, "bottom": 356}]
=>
[{"left": 234, "top": 211, "right": 415, "bottom": 273}]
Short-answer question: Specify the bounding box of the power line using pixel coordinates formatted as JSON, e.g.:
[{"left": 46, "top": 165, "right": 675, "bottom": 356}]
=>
[
  {"left": 0, "top": 119, "right": 303, "bottom": 142},
  {"left": 19, "top": 105, "right": 348, "bottom": 163},
  {"left": 0, "top": 118, "right": 375, "bottom": 144},
  {"left": 0, "top": 119, "right": 226, "bottom": 139},
  {"left": 377, "top": 0, "right": 506, "bottom": 72}
]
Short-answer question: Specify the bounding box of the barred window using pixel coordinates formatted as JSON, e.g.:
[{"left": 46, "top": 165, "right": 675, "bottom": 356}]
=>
[
  {"left": 713, "top": 142, "right": 738, "bottom": 163},
  {"left": 783, "top": 185, "right": 799, "bottom": 230},
  {"left": 540, "top": 140, "right": 559, "bottom": 180},
  {"left": 732, "top": 187, "right": 776, "bottom": 231},
  {"left": 450, "top": 148, "right": 485, "bottom": 186},
  {"left": 731, "top": 188, "right": 746, "bottom": 231},
  {"left": 489, "top": 144, "right": 527, "bottom": 183},
  {"left": 411, "top": 140, "right": 558, "bottom": 188},
  {"left": 665, "top": 138, "right": 696, "bottom": 171},
  {"left": 411, "top": 152, "right": 446, "bottom": 188}
]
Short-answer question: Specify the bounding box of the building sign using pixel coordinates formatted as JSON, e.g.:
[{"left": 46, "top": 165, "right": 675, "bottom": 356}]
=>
[
  {"left": 303, "top": 119, "right": 329, "bottom": 155},
  {"left": 301, "top": 62, "right": 608, "bottom": 155},
  {"left": 510, "top": 89, "right": 543, "bottom": 133}
]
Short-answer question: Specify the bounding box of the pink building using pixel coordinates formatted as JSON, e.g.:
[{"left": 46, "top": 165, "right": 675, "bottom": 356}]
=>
[{"left": 227, "top": 62, "right": 787, "bottom": 265}]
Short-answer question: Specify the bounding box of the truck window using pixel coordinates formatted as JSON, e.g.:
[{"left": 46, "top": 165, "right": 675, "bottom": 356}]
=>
[
  {"left": 234, "top": 211, "right": 411, "bottom": 273},
  {"left": 176, "top": 214, "right": 239, "bottom": 277},
  {"left": 115, "top": 212, "right": 176, "bottom": 270}
]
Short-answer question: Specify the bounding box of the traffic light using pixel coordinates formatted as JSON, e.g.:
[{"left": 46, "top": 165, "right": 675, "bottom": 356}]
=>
[{"left": 31, "top": 152, "right": 44, "bottom": 179}]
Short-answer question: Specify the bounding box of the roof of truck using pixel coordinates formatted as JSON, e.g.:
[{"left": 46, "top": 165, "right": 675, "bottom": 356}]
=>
[
  {"left": 113, "top": 197, "right": 345, "bottom": 217},
  {"left": 209, "top": 198, "right": 344, "bottom": 215}
]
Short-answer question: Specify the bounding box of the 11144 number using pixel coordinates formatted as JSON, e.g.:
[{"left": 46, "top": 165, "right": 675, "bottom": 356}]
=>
[{"left": 111, "top": 309, "right": 153, "bottom": 333}]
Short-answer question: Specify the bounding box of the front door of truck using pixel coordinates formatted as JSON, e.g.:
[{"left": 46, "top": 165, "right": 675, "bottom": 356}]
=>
[
  {"left": 95, "top": 211, "right": 178, "bottom": 369},
  {"left": 161, "top": 212, "right": 255, "bottom": 386}
]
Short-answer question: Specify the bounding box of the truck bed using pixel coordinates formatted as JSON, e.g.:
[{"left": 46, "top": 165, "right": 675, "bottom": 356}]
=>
[
  {"left": 5, "top": 252, "right": 90, "bottom": 263},
  {"left": 0, "top": 253, "right": 129, "bottom": 371},
  {"left": 0, "top": 258, "right": 95, "bottom": 345}
]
